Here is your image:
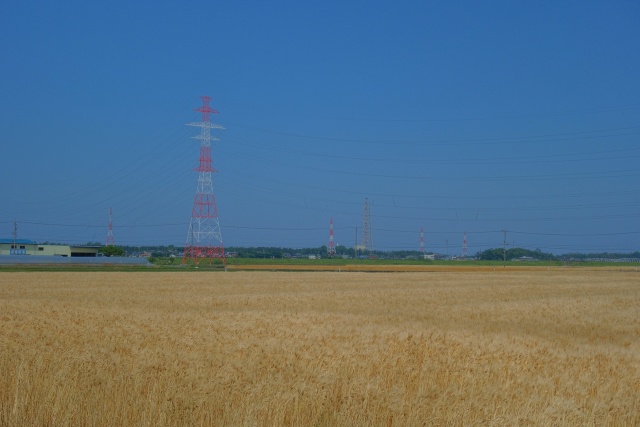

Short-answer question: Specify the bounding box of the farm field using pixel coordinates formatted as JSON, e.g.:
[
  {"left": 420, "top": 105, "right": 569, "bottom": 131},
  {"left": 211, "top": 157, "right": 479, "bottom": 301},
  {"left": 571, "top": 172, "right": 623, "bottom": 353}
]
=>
[{"left": 1, "top": 270, "right": 639, "bottom": 426}]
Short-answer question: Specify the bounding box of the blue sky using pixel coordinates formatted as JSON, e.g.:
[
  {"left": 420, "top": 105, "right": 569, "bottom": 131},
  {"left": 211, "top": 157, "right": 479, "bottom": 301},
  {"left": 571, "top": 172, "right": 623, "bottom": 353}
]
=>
[{"left": 1, "top": 1, "right": 639, "bottom": 254}]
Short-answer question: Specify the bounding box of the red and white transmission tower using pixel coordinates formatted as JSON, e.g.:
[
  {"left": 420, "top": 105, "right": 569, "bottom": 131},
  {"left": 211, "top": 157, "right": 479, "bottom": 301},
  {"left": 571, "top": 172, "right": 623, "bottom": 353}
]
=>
[
  {"left": 462, "top": 231, "right": 468, "bottom": 259},
  {"left": 106, "top": 208, "right": 115, "bottom": 246},
  {"left": 327, "top": 218, "right": 336, "bottom": 256},
  {"left": 419, "top": 226, "right": 425, "bottom": 255},
  {"left": 182, "top": 96, "right": 225, "bottom": 266}
]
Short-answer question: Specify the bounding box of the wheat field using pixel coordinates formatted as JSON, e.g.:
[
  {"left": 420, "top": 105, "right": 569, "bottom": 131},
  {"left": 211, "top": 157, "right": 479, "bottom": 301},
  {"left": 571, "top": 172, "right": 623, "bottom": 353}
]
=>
[{"left": 0, "top": 269, "right": 638, "bottom": 426}]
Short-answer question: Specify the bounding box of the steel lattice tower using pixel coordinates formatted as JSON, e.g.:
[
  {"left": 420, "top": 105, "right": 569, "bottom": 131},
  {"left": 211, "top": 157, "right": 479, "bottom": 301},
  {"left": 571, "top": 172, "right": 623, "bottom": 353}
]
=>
[
  {"left": 419, "top": 226, "right": 425, "bottom": 255},
  {"left": 462, "top": 231, "right": 468, "bottom": 259},
  {"left": 327, "top": 218, "right": 336, "bottom": 256},
  {"left": 361, "top": 198, "right": 373, "bottom": 252},
  {"left": 106, "top": 208, "right": 115, "bottom": 246},
  {"left": 182, "top": 96, "right": 225, "bottom": 266}
]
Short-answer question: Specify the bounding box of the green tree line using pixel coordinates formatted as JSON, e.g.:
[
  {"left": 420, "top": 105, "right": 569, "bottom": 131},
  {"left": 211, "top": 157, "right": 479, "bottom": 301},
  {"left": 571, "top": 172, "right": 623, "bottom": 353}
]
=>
[{"left": 476, "top": 248, "right": 557, "bottom": 261}]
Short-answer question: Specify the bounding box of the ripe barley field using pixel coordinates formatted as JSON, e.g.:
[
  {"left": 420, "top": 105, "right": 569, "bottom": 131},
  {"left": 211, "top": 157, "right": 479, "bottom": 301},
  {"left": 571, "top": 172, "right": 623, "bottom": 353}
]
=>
[{"left": 0, "top": 269, "right": 639, "bottom": 426}]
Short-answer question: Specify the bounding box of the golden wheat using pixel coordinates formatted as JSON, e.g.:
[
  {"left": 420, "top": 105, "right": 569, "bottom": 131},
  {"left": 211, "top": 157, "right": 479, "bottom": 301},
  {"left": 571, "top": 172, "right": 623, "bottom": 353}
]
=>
[{"left": 1, "top": 270, "right": 638, "bottom": 426}]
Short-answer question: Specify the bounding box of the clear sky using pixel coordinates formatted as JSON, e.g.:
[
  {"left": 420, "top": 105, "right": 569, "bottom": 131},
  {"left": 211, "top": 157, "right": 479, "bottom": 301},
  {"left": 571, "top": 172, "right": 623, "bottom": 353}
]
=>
[{"left": 1, "top": 1, "right": 639, "bottom": 255}]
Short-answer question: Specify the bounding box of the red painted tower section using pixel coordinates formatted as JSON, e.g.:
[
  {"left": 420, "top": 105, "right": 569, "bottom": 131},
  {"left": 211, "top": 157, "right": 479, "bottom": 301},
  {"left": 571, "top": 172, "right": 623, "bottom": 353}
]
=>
[
  {"left": 183, "top": 96, "right": 225, "bottom": 266},
  {"left": 106, "top": 208, "right": 115, "bottom": 246},
  {"left": 327, "top": 218, "right": 336, "bottom": 256},
  {"left": 419, "top": 226, "right": 425, "bottom": 255}
]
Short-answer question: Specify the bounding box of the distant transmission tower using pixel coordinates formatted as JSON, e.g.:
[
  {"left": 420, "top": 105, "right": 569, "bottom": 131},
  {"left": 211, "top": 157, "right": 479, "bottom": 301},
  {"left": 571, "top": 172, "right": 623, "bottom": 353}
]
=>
[
  {"left": 327, "top": 218, "right": 336, "bottom": 256},
  {"left": 182, "top": 96, "right": 225, "bottom": 266},
  {"left": 12, "top": 220, "right": 17, "bottom": 255},
  {"left": 106, "top": 208, "right": 115, "bottom": 246},
  {"left": 361, "top": 198, "right": 373, "bottom": 251},
  {"left": 462, "top": 231, "right": 467, "bottom": 259},
  {"left": 419, "top": 226, "right": 425, "bottom": 255}
]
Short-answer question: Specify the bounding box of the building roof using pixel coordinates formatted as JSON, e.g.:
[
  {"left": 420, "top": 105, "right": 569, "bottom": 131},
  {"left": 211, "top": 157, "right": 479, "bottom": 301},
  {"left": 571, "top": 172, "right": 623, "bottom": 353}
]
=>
[
  {"left": 0, "top": 238, "right": 37, "bottom": 245},
  {"left": 0, "top": 255, "right": 150, "bottom": 266}
]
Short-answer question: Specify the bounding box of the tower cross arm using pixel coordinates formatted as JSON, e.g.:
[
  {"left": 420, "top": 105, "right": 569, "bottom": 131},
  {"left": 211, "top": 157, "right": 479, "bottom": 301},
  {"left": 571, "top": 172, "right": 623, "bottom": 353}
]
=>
[
  {"left": 186, "top": 122, "right": 225, "bottom": 129},
  {"left": 191, "top": 135, "right": 221, "bottom": 141}
]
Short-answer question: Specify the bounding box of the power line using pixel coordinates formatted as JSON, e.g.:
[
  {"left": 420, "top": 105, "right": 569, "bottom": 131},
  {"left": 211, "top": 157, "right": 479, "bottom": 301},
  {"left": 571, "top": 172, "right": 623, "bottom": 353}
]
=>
[
  {"left": 219, "top": 174, "right": 638, "bottom": 201},
  {"left": 322, "top": 103, "right": 640, "bottom": 123},
  {"left": 9, "top": 219, "right": 640, "bottom": 237},
  {"left": 225, "top": 121, "right": 640, "bottom": 146},
  {"left": 217, "top": 146, "right": 640, "bottom": 181},
  {"left": 223, "top": 134, "right": 640, "bottom": 165}
]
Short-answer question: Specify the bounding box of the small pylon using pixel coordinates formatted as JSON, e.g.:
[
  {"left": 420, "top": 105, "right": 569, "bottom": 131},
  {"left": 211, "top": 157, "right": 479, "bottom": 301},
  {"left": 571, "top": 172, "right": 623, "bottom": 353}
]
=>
[
  {"left": 106, "top": 208, "right": 115, "bottom": 246},
  {"left": 419, "top": 227, "right": 425, "bottom": 255},
  {"left": 462, "top": 231, "right": 467, "bottom": 259},
  {"left": 361, "top": 198, "right": 373, "bottom": 251},
  {"left": 327, "top": 218, "right": 336, "bottom": 256}
]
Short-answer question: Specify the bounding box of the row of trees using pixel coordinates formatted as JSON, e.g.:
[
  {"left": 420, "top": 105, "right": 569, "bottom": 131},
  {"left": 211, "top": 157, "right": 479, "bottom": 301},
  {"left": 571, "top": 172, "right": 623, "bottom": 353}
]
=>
[
  {"left": 93, "top": 244, "right": 430, "bottom": 259},
  {"left": 225, "top": 245, "right": 427, "bottom": 259},
  {"left": 99, "top": 245, "right": 125, "bottom": 257},
  {"left": 85, "top": 242, "right": 637, "bottom": 261},
  {"left": 560, "top": 251, "right": 640, "bottom": 260},
  {"left": 475, "top": 248, "right": 557, "bottom": 261}
]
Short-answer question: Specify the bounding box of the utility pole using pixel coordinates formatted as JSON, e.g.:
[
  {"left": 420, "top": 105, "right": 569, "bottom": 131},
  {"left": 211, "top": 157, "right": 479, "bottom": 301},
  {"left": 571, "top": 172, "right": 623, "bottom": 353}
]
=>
[
  {"left": 354, "top": 226, "right": 358, "bottom": 258},
  {"left": 12, "top": 220, "right": 17, "bottom": 255},
  {"left": 502, "top": 229, "right": 508, "bottom": 267}
]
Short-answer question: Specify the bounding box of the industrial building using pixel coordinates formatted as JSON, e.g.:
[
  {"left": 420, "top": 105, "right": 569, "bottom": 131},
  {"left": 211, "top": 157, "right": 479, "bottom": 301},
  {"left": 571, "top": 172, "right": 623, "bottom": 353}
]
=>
[{"left": 0, "top": 239, "right": 100, "bottom": 257}]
